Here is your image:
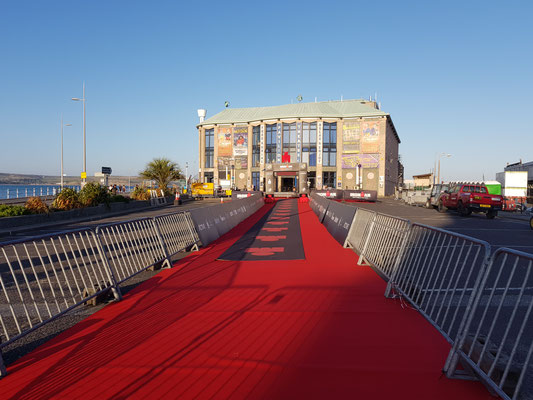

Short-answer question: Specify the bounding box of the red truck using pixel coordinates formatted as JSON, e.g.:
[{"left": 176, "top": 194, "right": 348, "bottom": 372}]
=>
[{"left": 438, "top": 183, "right": 503, "bottom": 219}]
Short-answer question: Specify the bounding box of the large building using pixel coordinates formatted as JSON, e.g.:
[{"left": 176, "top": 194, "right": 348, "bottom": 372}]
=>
[{"left": 196, "top": 99, "right": 400, "bottom": 197}]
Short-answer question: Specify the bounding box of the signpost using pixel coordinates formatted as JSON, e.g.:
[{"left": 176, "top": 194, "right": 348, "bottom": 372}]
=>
[{"left": 96, "top": 167, "right": 112, "bottom": 187}]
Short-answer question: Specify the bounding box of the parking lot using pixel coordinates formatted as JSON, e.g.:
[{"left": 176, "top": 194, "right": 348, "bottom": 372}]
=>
[{"left": 348, "top": 198, "right": 533, "bottom": 255}]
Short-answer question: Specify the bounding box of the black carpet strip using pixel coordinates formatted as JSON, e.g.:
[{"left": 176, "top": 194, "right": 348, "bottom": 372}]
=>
[{"left": 217, "top": 198, "right": 305, "bottom": 261}]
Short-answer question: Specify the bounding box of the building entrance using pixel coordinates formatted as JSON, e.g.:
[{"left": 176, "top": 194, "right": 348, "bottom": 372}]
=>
[
  {"left": 265, "top": 162, "right": 309, "bottom": 196},
  {"left": 280, "top": 177, "right": 296, "bottom": 192}
]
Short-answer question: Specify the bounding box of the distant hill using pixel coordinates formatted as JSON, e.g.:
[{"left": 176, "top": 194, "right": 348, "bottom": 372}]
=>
[{"left": 0, "top": 173, "right": 142, "bottom": 186}]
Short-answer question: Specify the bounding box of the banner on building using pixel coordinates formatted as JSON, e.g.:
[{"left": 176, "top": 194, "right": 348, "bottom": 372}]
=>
[
  {"left": 234, "top": 156, "right": 248, "bottom": 169},
  {"left": 342, "top": 120, "right": 360, "bottom": 153},
  {"left": 361, "top": 120, "right": 380, "bottom": 153},
  {"left": 296, "top": 122, "right": 302, "bottom": 162},
  {"left": 217, "top": 157, "right": 232, "bottom": 168},
  {"left": 341, "top": 154, "right": 379, "bottom": 169},
  {"left": 218, "top": 127, "right": 233, "bottom": 157},
  {"left": 233, "top": 126, "right": 248, "bottom": 156},
  {"left": 276, "top": 123, "right": 282, "bottom": 163},
  {"left": 317, "top": 122, "right": 323, "bottom": 165}
]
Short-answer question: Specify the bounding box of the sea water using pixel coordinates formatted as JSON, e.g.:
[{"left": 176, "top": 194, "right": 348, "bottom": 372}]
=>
[{"left": 0, "top": 184, "right": 81, "bottom": 200}]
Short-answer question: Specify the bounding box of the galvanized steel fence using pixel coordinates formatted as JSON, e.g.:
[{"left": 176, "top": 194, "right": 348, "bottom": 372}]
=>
[
  {"left": 354, "top": 212, "right": 410, "bottom": 280},
  {"left": 322, "top": 194, "right": 533, "bottom": 400},
  {"left": 96, "top": 218, "right": 169, "bottom": 284},
  {"left": 384, "top": 224, "right": 491, "bottom": 343},
  {"left": 444, "top": 248, "right": 533, "bottom": 400},
  {"left": 0, "top": 210, "right": 201, "bottom": 376}
]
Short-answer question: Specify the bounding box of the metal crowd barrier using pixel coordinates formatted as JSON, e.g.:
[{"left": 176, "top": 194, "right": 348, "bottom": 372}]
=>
[
  {"left": 334, "top": 201, "right": 531, "bottom": 399},
  {"left": 0, "top": 209, "right": 204, "bottom": 376},
  {"left": 0, "top": 229, "right": 121, "bottom": 375},
  {"left": 444, "top": 248, "right": 533, "bottom": 400},
  {"left": 154, "top": 212, "right": 200, "bottom": 256},
  {"left": 96, "top": 218, "right": 169, "bottom": 284},
  {"left": 353, "top": 212, "right": 410, "bottom": 280},
  {"left": 344, "top": 209, "right": 376, "bottom": 253},
  {"left": 385, "top": 223, "right": 491, "bottom": 344}
]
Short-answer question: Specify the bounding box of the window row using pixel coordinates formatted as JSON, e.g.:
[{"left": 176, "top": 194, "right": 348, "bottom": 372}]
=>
[{"left": 205, "top": 123, "right": 338, "bottom": 168}]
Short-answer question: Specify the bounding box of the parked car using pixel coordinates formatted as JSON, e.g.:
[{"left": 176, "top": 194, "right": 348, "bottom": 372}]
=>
[
  {"left": 425, "top": 184, "right": 449, "bottom": 209},
  {"left": 438, "top": 183, "right": 503, "bottom": 219}
]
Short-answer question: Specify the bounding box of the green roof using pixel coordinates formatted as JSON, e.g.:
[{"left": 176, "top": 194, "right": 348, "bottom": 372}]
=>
[{"left": 198, "top": 99, "right": 388, "bottom": 126}]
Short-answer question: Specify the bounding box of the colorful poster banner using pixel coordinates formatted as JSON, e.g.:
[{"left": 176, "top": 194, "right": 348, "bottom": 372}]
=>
[
  {"left": 235, "top": 156, "right": 248, "bottom": 169},
  {"left": 361, "top": 120, "right": 380, "bottom": 153},
  {"left": 217, "top": 157, "right": 232, "bottom": 168},
  {"left": 218, "top": 127, "right": 232, "bottom": 157},
  {"left": 233, "top": 126, "right": 248, "bottom": 156},
  {"left": 341, "top": 154, "right": 379, "bottom": 169},
  {"left": 342, "top": 121, "right": 360, "bottom": 153}
]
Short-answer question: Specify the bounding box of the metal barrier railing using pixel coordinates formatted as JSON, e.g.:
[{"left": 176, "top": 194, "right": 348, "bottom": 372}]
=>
[
  {"left": 0, "top": 229, "right": 121, "bottom": 375},
  {"left": 0, "top": 202, "right": 264, "bottom": 377},
  {"left": 96, "top": 218, "right": 169, "bottom": 284},
  {"left": 355, "top": 212, "right": 410, "bottom": 280},
  {"left": 385, "top": 223, "right": 491, "bottom": 344},
  {"left": 153, "top": 212, "right": 200, "bottom": 257},
  {"left": 343, "top": 208, "right": 376, "bottom": 253},
  {"left": 314, "top": 200, "right": 533, "bottom": 397},
  {"left": 444, "top": 248, "right": 533, "bottom": 400}
]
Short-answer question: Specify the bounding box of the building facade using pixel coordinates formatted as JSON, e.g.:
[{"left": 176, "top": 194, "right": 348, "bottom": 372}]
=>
[{"left": 197, "top": 99, "right": 400, "bottom": 197}]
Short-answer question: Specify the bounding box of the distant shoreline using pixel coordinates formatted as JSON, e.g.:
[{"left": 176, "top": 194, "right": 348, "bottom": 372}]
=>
[{"left": 0, "top": 173, "right": 142, "bottom": 186}]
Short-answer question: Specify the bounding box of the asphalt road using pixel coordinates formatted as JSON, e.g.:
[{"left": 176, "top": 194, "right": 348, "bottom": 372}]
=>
[
  {"left": 346, "top": 198, "right": 533, "bottom": 255},
  {"left": 0, "top": 198, "right": 222, "bottom": 243}
]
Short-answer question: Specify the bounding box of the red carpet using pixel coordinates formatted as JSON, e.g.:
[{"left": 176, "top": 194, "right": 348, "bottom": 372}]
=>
[
  {"left": 218, "top": 198, "right": 305, "bottom": 261},
  {"left": 0, "top": 200, "right": 493, "bottom": 399}
]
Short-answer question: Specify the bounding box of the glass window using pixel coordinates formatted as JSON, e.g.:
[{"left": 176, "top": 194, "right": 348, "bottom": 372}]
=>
[
  {"left": 252, "top": 126, "right": 260, "bottom": 167},
  {"left": 480, "top": 186, "right": 487, "bottom": 194},
  {"left": 302, "top": 122, "right": 317, "bottom": 167},
  {"left": 323, "top": 171, "right": 336, "bottom": 188},
  {"left": 282, "top": 123, "right": 297, "bottom": 162},
  {"left": 205, "top": 129, "right": 214, "bottom": 168},
  {"left": 322, "top": 122, "right": 337, "bottom": 167},
  {"left": 204, "top": 172, "right": 214, "bottom": 183},
  {"left": 265, "top": 124, "right": 277, "bottom": 163},
  {"left": 252, "top": 171, "right": 260, "bottom": 191}
]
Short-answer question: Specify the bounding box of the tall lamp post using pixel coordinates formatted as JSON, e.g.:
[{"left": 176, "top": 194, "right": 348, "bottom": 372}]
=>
[
  {"left": 60, "top": 114, "right": 72, "bottom": 189},
  {"left": 72, "top": 83, "right": 87, "bottom": 187},
  {"left": 437, "top": 153, "right": 452, "bottom": 184}
]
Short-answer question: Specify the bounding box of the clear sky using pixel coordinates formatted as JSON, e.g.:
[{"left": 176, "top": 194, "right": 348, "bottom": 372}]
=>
[{"left": 0, "top": 0, "right": 531, "bottom": 182}]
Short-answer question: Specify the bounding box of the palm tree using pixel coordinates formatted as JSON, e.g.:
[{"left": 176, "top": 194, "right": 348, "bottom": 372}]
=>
[{"left": 139, "top": 158, "right": 183, "bottom": 191}]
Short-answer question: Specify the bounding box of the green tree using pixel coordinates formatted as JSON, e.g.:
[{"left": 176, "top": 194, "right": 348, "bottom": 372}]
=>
[{"left": 139, "top": 158, "right": 183, "bottom": 191}]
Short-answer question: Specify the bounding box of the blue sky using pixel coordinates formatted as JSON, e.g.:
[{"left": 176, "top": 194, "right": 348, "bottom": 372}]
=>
[{"left": 0, "top": 0, "right": 531, "bottom": 182}]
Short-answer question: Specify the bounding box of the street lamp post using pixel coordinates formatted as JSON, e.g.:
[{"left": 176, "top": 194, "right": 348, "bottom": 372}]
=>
[
  {"left": 60, "top": 114, "right": 72, "bottom": 190},
  {"left": 72, "top": 83, "right": 86, "bottom": 187},
  {"left": 437, "top": 153, "right": 452, "bottom": 184}
]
